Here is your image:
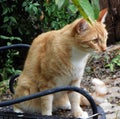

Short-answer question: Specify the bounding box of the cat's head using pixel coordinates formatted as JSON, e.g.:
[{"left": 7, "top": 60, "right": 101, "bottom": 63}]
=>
[{"left": 74, "top": 8, "right": 108, "bottom": 53}]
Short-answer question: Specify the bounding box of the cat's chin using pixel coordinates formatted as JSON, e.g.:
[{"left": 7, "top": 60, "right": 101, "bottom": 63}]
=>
[
  {"left": 93, "top": 49, "right": 105, "bottom": 53},
  {"left": 85, "top": 48, "right": 95, "bottom": 53},
  {"left": 79, "top": 47, "right": 94, "bottom": 53},
  {"left": 94, "top": 50, "right": 105, "bottom": 53}
]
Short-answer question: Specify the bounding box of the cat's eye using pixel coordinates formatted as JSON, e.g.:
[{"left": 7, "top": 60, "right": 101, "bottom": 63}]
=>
[{"left": 92, "top": 38, "right": 98, "bottom": 44}]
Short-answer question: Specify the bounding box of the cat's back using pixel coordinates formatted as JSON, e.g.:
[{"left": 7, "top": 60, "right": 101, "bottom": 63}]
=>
[
  {"left": 22, "top": 29, "right": 64, "bottom": 72},
  {"left": 31, "top": 31, "right": 56, "bottom": 48}
]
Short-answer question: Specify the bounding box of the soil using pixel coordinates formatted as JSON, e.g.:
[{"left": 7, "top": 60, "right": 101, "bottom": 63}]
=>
[
  {"left": 0, "top": 45, "right": 120, "bottom": 119},
  {"left": 82, "top": 47, "right": 120, "bottom": 119},
  {"left": 81, "top": 75, "right": 120, "bottom": 119}
]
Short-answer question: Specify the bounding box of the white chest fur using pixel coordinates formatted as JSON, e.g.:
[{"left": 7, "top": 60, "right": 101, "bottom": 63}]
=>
[
  {"left": 53, "top": 47, "right": 90, "bottom": 87},
  {"left": 70, "top": 47, "right": 90, "bottom": 79}
]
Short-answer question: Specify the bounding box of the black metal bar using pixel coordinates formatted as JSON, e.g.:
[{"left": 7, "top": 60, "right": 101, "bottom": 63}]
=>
[
  {"left": 0, "top": 86, "right": 98, "bottom": 119},
  {"left": 0, "top": 44, "right": 30, "bottom": 51},
  {"left": 9, "top": 74, "right": 20, "bottom": 94}
]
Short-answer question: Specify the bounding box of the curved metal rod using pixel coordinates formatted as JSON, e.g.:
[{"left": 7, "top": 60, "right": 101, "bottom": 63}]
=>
[
  {"left": 9, "top": 74, "right": 20, "bottom": 94},
  {"left": 0, "top": 86, "right": 98, "bottom": 119},
  {"left": 0, "top": 44, "right": 30, "bottom": 51}
]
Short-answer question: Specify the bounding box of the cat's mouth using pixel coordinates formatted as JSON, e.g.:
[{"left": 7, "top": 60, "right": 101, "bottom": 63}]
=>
[
  {"left": 100, "top": 46, "right": 106, "bottom": 52},
  {"left": 95, "top": 48, "right": 106, "bottom": 53}
]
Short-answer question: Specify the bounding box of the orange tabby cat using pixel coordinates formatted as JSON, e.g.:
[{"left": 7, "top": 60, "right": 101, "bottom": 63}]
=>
[{"left": 13, "top": 9, "right": 108, "bottom": 118}]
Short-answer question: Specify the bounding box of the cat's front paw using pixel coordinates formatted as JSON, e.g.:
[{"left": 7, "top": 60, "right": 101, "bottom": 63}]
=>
[
  {"left": 53, "top": 101, "right": 71, "bottom": 111},
  {"left": 42, "top": 111, "right": 52, "bottom": 116},
  {"left": 14, "top": 107, "right": 24, "bottom": 113},
  {"left": 73, "top": 109, "right": 88, "bottom": 119},
  {"left": 80, "top": 111, "right": 89, "bottom": 119}
]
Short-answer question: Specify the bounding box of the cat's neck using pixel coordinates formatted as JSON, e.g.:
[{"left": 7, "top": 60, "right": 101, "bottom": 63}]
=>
[
  {"left": 71, "top": 47, "right": 90, "bottom": 63},
  {"left": 70, "top": 47, "right": 90, "bottom": 78}
]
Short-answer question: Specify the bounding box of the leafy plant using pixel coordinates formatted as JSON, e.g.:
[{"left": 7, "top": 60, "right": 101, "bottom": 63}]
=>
[
  {"left": 0, "top": 49, "right": 21, "bottom": 83},
  {"left": 0, "top": 0, "right": 80, "bottom": 44},
  {"left": 22, "top": 1, "right": 40, "bottom": 15},
  {"left": 0, "top": 35, "right": 22, "bottom": 43},
  {"left": 0, "top": 79, "right": 9, "bottom": 96},
  {"left": 55, "top": 0, "right": 100, "bottom": 23},
  {"left": 42, "top": 1, "right": 79, "bottom": 31},
  {"left": 0, "top": 0, "right": 41, "bottom": 43},
  {"left": 106, "top": 53, "right": 120, "bottom": 72},
  {"left": 0, "top": 35, "right": 22, "bottom": 81},
  {"left": 3, "top": 50, "right": 21, "bottom": 75}
]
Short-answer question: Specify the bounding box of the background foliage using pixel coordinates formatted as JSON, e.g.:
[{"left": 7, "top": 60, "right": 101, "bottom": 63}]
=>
[
  {"left": 0, "top": 0, "right": 80, "bottom": 46},
  {"left": 0, "top": 0, "right": 81, "bottom": 81}
]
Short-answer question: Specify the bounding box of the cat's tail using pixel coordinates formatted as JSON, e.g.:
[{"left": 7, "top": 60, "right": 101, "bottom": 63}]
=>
[{"left": 80, "top": 78, "right": 107, "bottom": 106}]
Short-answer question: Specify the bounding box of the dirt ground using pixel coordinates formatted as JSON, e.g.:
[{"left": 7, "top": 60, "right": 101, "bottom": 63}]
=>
[
  {"left": 82, "top": 75, "right": 120, "bottom": 119},
  {"left": 82, "top": 47, "right": 120, "bottom": 119},
  {"left": 101, "top": 78, "right": 120, "bottom": 119}
]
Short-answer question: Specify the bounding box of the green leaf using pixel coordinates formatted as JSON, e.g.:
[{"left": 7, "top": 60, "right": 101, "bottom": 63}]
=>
[
  {"left": 7, "top": 26, "right": 12, "bottom": 34},
  {"left": 91, "top": 0, "right": 100, "bottom": 19},
  {"left": 0, "top": 35, "right": 9, "bottom": 40},
  {"left": 2, "top": 8, "right": 8, "bottom": 15},
  {"left": 33, "top": 3, "right": 40, "bottom": 7},
  {"left": 0, "top": 35, "right": 22, "bottom": 41},
  {"left": 15, "top": 37, "right": 22, "bottom": 41},
  {"left": 10, "top": 16, "right": 17, "bottom": 23},
  {"left": 110, "top": 64, "right": 114, "bottom": 72},
  {"left": 68, "top": 4, "right": 78, "bottom": 13},
  {"left": 29, "top": 4, "right": 33, "bottom": 11},
  {"left": 55, "top": 0, "right": 66, "bottom": 9},
  {"left": 71, "top": 0, "right": 95, "bottom": 23},
  {"left": 22, "top": 1, "right": 27, "bottom": 7},
  {"left": 4, "top": 16, "right": 9, "bottom": 23},
  {"left": 33, "top": 6, "right": 38, "bottom": 14}
]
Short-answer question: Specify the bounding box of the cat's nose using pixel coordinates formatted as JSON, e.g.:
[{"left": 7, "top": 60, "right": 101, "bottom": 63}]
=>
[{"left": 101, "top": 47, "right": 106, "bottom": 52}]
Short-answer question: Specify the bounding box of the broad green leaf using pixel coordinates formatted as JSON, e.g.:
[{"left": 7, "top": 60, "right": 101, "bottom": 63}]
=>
[
  {"left": 91, "top": 0, "right": 100, "bottom": 19},
  {"left": 72, "top": 0, "right": 95, "bottom": 23}
]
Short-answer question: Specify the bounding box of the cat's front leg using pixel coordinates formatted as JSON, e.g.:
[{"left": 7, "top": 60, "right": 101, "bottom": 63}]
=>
[
  {"left": 40, "top": 94, "right": 53, "bottom": 115},
  {"left": 53, "top": 92, "right": 71, "bottom": 111},
  {"left": 68, "top": 80, "right": 88, "bottom": 118}
]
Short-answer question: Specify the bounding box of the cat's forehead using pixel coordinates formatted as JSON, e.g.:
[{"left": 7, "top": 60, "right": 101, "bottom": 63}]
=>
[{"left": 91, "top": 22, "right": 107, "bottom": 38}]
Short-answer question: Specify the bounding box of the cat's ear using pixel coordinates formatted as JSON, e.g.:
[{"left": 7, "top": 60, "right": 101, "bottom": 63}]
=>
[
  {"left": 97, "top": 8, "right": 108, "bottom": 23},
  {"left": 75, "top": 19, "right": 89, "bottom": 34}
]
